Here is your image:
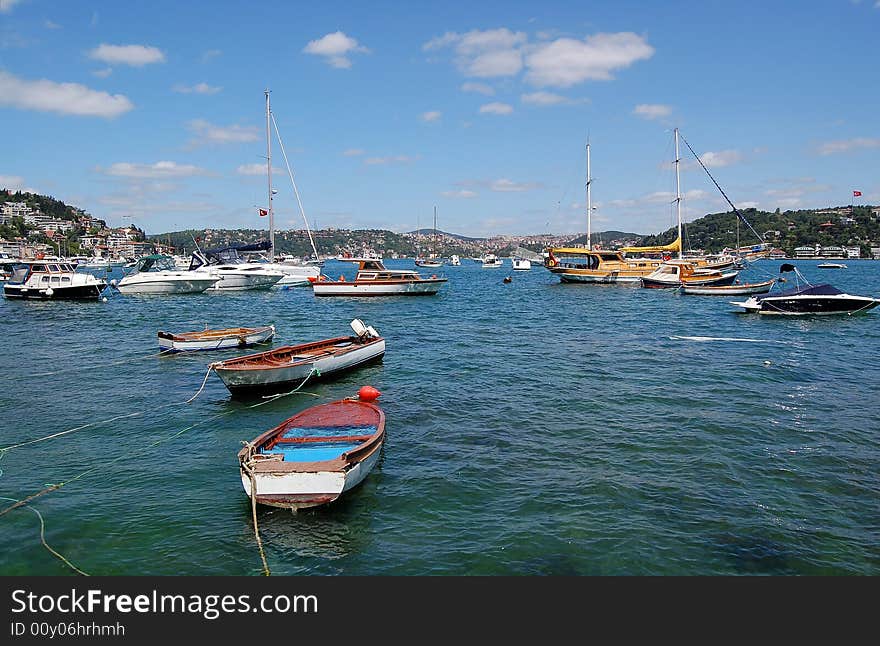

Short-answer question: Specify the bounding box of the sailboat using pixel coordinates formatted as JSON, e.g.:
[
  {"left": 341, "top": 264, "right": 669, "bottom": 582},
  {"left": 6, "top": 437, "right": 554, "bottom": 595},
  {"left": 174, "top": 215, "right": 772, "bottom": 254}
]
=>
[
  {"left": 250, "top": 89, "right": 321, "bottom": 287},
  {"left": 415, "top": 206, "right": 443, "bottom": 268},
  {"left": 544, "top": 139, "right": 670, "bottom": 283}
]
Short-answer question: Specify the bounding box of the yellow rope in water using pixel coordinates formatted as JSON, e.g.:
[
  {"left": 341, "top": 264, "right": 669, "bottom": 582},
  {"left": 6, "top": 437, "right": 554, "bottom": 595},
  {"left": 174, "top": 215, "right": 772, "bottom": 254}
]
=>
[
  {"left": 240, "top": 455, "right": 270, "bottom": 576},
  {"left": 0, "top": 496, "right": 88, "bottom": 576}
]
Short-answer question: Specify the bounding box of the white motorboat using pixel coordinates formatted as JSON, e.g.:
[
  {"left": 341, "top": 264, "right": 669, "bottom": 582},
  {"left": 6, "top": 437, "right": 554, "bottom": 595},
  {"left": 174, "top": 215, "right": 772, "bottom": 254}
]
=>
[
  {"left": 482, "top": 254, "right": 503, "bottom": 268},
  {"left": 311, "top": 258, "right": 446, "bottom": 297},
  {"left": 188, "top": 243, "right": 284, "bottom": 291},
  {"left": 3, "top": 260, "right": 106, "bottom": 300},
  {"left": 511, "top": 257, "right": 531, "bottom": 270},
  {"left": 114, "top": 254, "right": 220, "bottom": 294}
]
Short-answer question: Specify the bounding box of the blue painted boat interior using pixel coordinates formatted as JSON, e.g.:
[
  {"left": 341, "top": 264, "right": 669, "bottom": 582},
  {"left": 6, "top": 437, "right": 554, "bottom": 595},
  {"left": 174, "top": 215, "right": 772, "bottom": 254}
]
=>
[
  {"left": 281, "top": 425, "right": 377, "bottom": 439},
  {"left": 261, "top": 441, "right": 364, "bottom": 463}
]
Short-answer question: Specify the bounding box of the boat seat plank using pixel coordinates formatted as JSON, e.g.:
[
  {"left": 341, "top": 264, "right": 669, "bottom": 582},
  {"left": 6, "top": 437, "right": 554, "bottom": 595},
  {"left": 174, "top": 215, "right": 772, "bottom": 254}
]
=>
[{"left": 274, "top": 434, "right": 375, "bottom": 445}]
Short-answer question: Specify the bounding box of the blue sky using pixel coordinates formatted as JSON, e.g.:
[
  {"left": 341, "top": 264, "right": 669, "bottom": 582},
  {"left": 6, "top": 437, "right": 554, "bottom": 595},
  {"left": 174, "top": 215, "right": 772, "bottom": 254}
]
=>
[{"left": 1, "top": 0, "right": 878, "bottom": 238}]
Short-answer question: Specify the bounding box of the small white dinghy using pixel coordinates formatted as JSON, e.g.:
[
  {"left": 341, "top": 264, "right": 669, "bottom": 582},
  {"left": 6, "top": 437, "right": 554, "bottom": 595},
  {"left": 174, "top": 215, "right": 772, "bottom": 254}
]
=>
[{"left": 158, "top": 325, "right": 275, "bottom": 352}]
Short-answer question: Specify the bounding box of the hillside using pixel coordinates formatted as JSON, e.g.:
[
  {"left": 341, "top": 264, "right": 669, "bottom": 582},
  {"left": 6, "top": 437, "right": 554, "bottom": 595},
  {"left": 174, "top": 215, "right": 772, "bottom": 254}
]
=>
[{"left": 636, "top": 206, "right": 879, "bottom": 255}]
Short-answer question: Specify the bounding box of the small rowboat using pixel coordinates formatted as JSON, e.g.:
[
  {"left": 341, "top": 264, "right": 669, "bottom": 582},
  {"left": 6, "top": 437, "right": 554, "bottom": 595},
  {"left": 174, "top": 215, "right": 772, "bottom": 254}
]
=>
[
  {"left": 238, "top": 389, "right": 385, "bottom": 510},
  {"left": 681, "top": 279, "right": 775, "bottom": 296},
  {"left": 158, "top": 325, "right": 275, "bottom": 352},
  {"left": 210, "top": 319, "right": 385, "bottom": 396}
]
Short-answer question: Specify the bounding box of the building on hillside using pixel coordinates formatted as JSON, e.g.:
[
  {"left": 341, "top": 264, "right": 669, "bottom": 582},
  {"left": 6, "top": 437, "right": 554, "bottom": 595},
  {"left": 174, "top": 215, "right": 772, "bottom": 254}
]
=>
[
  {"left": 794, "top": 245, "right": 818, "bottom": 258},
  {"left": 845, "top": 246, "right": 861, "bottom": 259},
  {"left": 820, "top": 245, "right": 845, "bottom": 258}
]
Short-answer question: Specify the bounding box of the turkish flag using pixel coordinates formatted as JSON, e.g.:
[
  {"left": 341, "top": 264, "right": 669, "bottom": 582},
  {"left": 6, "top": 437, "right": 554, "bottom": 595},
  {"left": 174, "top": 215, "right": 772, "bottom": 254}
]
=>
[
  {"left": 259, "top": 208, "right": 268, "bottom": 216},
  {"left": 853, "top": 190, "right": 862, "bottom": 197}
]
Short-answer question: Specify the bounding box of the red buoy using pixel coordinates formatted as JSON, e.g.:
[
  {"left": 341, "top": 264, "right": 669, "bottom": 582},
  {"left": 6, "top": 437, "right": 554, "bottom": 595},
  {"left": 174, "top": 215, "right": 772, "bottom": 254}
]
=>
[{"left": 358, "top": 385, "right": 381, "bottom": 402}]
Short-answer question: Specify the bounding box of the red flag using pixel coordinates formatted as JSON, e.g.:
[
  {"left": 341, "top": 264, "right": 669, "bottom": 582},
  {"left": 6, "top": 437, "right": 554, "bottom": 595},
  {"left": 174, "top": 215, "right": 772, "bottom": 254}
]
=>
[
  {"left": 853, "top": 190, "right": 862, "bottom": 197},
  {"left": 259, "top": 208, "right": 268, "bottom": 217}
]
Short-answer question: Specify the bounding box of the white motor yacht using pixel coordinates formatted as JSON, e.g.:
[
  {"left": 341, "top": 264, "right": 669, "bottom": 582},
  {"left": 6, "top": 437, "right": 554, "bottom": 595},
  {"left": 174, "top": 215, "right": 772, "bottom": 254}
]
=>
[{"left": 115, "top": 254, "right": 220, "bottom": 294}]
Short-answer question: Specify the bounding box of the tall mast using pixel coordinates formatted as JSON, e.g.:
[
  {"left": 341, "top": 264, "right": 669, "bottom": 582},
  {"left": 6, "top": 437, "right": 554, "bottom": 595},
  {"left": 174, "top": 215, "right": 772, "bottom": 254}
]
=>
[
  {"left": 674, "top": 127, "right": 682, "bottom": 260},
  {"left": 265, "top": 89, "right": 275, "bottom": 262},
  {"left": 586, "top": 139, "right": 592, "bottom": 249},
  {"left": 433, "top": 205, "right": 437, "bottom": 258}
]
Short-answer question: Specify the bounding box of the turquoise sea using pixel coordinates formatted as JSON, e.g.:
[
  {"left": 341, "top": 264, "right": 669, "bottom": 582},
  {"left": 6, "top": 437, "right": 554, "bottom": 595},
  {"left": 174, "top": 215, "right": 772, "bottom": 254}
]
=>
[{"left": 1, "top": 258, "right": 878, "bottom": 575}]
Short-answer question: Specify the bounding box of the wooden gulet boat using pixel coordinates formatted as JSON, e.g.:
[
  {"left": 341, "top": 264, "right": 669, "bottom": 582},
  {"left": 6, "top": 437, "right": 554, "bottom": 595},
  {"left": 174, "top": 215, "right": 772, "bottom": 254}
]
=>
[
  {"left": 238, "top": 388, "right": 385, "bottom": 510},
  {"left": 158, "top": 325, "right": 275, "bottom": 352},
  {"left": 210, "top": 319, "right": 386, "bottom": 396}
]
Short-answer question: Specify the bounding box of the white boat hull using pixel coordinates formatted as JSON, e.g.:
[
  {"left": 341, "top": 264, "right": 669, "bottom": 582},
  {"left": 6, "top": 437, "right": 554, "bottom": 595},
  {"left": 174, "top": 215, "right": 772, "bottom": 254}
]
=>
[
  {"left": 202, "top": 269, "right": 283, "bottom": 291},
  {"left": 312, "top": 280, "right": 444, "bottom": 296},
  {"left": 117, "top": 274, "right": 219, "bottom": 294},
  {"left": 214, "top": 338, "right": 386, "bottom": 392},
  {"left": 240, "top": 446, "right": 381, "bottom": 509},
  {"left": 159, "top": 326, "right": 275, "bottom": 352}
]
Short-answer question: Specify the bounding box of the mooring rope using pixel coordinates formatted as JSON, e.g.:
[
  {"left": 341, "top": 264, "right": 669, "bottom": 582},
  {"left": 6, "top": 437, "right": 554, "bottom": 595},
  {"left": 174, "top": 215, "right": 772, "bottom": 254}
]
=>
[
  {"left": 29, "top": 349, "right": 177, "bottom": 378},
  {"left": 239, "top": 450, "right": 271, "bottom": 577},
  {"left": 186, "top": 365, "right": 215, "bottom": 403},
  {"left": 249, "top": 367, "right": 320, "bottom": 408},
  {"left": 0, "top": 496, "right": 89, "bottom": 576},
  {"left": 0, "top": 408, "right": 237, "bottom": 519}
]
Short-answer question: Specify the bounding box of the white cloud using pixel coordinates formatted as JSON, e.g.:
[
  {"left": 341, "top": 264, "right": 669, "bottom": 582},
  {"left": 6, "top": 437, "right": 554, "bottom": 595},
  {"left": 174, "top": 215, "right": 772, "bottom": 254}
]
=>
[
  {"left": 521, "top": 91, "right": 571, "bottom": 106},
  {"left": 699, "top": 150, "right": 743, "bottom": 168},
  {"left": 187, "top": 119, "right": 259, "bottom": 146},
  {"left": 421, "top": 110, "right": 442, "bottom": 122},
  {"left": 525, "top": 32, "right": 654, "bottom": 87},
  {"left": 173, "top": 82, "right": 222, "bottom": 95},
  {"left": 441, "top": 189, "right": 477, "bottom": 198},
  {"left": 817, "top": 137, "right": 880, "bottom": 155},
  {"left": 0, "top": 70, "right": 133, "bottom": 118},
  {"left": 461, "top": 82, "right": 495, "bottom": 95},
  {"left": 89, "top": 43, "right": 166, "bottom": 67},
  {"left": 101, "top": 161, "right": 209, "bottom": 179},
  {"left": 0, "top": 174, "right": 24, "bottom": 189},
  {"left": 92, "top": 68, "right": 113, "bottom": 78},
  {"left": 0, "top": 0, "right": 23, "bottom": 13},
  {"left": 364, "top": 155, "right": 417, "bottom": 165},
  {"left": 491, "top": 178, "right": 540, "bottom": 192},
  {"left": 739, "top": 201, "right": 759, "bottom": 209},
  {"left": 303, "top": 31, "right": 369, "bottom": 69},
  {"left": 44, "top": 20, "right": 61, "bottom": 29},
  {"left": 633, "top": 103, "right": 671, "bottom": 120},
  {"left": 479, "top": 102, "right": 513, "bottom": 115},
  {"left": 343, "top": 148, "right": 365, "bottom": 157},
  {"left": 201, "top": 49, "right": 221, "bottom": 62},
  {"left": 424, "top": 28, "right": 526, "bottom": 78},
  {"left": 236, "top": 163, "right": 281, "bottom": 176}
]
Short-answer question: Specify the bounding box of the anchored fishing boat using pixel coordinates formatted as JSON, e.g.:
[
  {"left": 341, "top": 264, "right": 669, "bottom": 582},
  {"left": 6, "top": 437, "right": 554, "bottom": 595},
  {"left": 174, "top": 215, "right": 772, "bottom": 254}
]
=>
[
  {"left": 730, "top": 264, "right": 880, "bottom": 315},
  {"left": 238, "top": 388, "right": 385, "bottom": 510},
  {"left": 158, "top": 325, "right": 275, "bottom": 352},
  {"left": 3, "top": 260, "right": 106, "bottom": 300},
  {"left": 311, "top": 258, "right": 446, "bottom": 297},
  {"left": 210, "top": 319, "right": 385, "bottom": 395},
  {"left": 640, "top": 260, "right": 740, "bottom": 289},
  {"left": 681, "top": 279, "right": 775, "bottom": 296}
]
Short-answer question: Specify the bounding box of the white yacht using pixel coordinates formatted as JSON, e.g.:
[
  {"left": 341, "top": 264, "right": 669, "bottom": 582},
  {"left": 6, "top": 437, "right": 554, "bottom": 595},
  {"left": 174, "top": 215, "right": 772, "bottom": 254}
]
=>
[
  {"left": 482, "top": 254, "right": 504, "bottom": 268},
  {"left": 511, "top": 257, "right": 531, "bottom": 270},
  {"left": 115, "top": 254, "right": 220, "bottom": 294},
  {"left": 3, "top": 260, "right": 106, "bottom": 300},
  {"left": 188, "top": 244, "right": 283, "bottom": 291}
]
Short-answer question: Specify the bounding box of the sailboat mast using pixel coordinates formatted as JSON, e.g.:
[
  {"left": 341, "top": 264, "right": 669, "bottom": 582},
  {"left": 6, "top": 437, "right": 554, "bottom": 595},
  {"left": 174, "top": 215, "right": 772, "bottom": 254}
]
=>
[
  {"left": 265, "top": 89, "right": 275, "bottom": 262},
  {"left": 586, "top": 140, "right": 592, "bottom": 250},
  {"left": 674, "top": 127, "right": 682, "bottom": 260},
  {"left": 433, "top": 205, "right": 437, "bottom": 258}
]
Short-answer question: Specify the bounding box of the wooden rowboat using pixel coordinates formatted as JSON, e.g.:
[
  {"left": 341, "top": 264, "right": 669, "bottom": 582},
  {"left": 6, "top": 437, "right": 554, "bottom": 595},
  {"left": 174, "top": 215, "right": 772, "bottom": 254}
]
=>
[
  {"left": 158, "top": 325, "right": 275, "bottom": 352},
  {"left": 210, "top": 319, "right": 385, "bottom": 396},
  {"left": 681, "top": 279, "right": 775, "bottom": 296},
  {"left": 238, "top": 392, "right": 385, "bottom": 510}
]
